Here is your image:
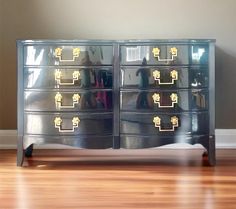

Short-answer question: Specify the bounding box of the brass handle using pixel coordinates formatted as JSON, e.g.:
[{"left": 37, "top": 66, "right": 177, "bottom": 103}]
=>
[
  {"left": 153, "top": 116, "right": 179, "bottom": 132},
  {"left": 55, "top": 92, "right": 80, "bottom": 109},
  {"left": 152, "top": 70, "right": 178, "bottom": 85},
  {"left": 54, "top": 117, "right": 80, "bottom": 133},
  {"left": 54, "top": 47, "right": 80, "bottom": 62},
  {"left": 152, "top": 47, "right": 177, "bottom": 61},
  {"left": 55, "top": 69, "right": 80, "bottom": 85},
  {"left": 152, "top": 93, "right": 178, "bottom": 108}
]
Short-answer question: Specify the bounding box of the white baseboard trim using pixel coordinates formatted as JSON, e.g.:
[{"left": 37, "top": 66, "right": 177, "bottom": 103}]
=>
[
  {"left": 0, "top": 130, "right": 18, "bottom": 149},
  {"left": 0, "top": 129, "right": 236, "bottom": 149},
  {"left": 215, "top": 129, "right": 236, "bottom": 148}
]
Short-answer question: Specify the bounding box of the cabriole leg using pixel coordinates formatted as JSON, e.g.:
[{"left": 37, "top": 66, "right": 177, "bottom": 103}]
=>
[
  {"left": 25, "top": 144, "right": 34, "bottom": 158},
  {"left": 17, "top": 136, "right": 24, "bottom": 166},
  {"left": 202, "top": 135, "right": 216, "bottom": 166},
  {"left": 207, "top": 136, "right": 216, "bottom": 166}
]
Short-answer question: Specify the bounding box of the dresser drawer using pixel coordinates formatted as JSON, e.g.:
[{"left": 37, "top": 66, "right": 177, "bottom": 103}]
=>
[
  {"left": 120, "top": 135, "right": 209, "bottom": 149},
  {"left": 24, "top": 67, "right": 113, "bottom": 89},
  {"left": 120, "top": 89, "right": 208, "bottom": 112},
  {"left": 24, "top": 113, "right": 113, "bottom": 135},
  {"left": 120, "top": 112, "right": 209, "bottom": 136},
  {"left": 120, "top": 44, "right": 209, "bottom": 65},
  {"left": 24, "top": 90, "right": 113, "bottom": 112},
  {"left": 23, "top": 135, "right": 113, "bottom": 149},
  {"left": 24, "top": 45, "right": 113, "bottom": 66},
  {"left": 120, "top": 67, "right": 208, "bottom": 89}
]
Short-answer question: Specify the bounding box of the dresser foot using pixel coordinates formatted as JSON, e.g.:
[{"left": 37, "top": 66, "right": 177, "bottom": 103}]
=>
[
  {"left": 201, "top": 136, "right": 216, "bottom": 166},
  {"left": 202, "top": 136, "right": 216, "bottom": 166},
  {"left": 17, "top": 137, "right": 24, "bottom": 166},
  {"left": 207, "top": 137, "right": 216, "bottom": 166},
  {"left": 25, "top": 144, "right": 34, "bottom": 158},
  {"left": 202, "top": 151, "right": 208, "bottom": 157}
]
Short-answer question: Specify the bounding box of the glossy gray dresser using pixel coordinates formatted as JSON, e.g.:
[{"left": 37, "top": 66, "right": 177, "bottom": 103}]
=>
[{"left": 17, "top": 40, "right": 215, "bottom": 166}]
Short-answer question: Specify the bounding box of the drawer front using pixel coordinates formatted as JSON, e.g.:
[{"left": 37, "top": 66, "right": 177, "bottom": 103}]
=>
[
  {"left": 24, "top": 113, "right": 113, "bottom": 135},
  {"left": 120, "top": 135, "right": 209, "bottom": 149},
  {"left": 24, "top": 90, "right": 113, "bottom": 112},
  {"left": 120, "top": 112, "right": 209, "bottom": 135},
  {"left": 23, "top": 135, "right": 113, "bottom": 149},
  {"left": 120, "top": 67, "right": 208, "bottom": 89},
  {"left": 120, "top": 90, "right": 208, "bottom": 112},
  {"left": 120, "top": 44, "right": 209, "bottom": 65},
  {"left": 24, "top": 45, "right": 113, "bottom": 66},
  {"left": 24, "top": 67, "right": 113, "bottom": 89}
]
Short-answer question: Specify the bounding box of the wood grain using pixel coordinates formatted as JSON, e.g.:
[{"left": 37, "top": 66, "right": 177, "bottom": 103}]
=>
[{"left": 0, "top": 149, "right": 236, "bottom": 209}]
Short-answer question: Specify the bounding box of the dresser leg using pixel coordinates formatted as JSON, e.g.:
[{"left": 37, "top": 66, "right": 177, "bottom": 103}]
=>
[
  {"left": 17, "top": 136, "right": 24, "bottom": 166},
  {"left": 207, "top": 136, "right": 216, "bottom": 166},
  {"left": 113, "top": 136, "right": 120, "bottom": 149},
  {"left": 202, "top": 151, "right": 208, "bottom": 157},
  {"left": 201, "top": 136, "right": 216, "bottom": 166},
  {"left": 25, "top": 144, "right": 34, "bottom": 158}
]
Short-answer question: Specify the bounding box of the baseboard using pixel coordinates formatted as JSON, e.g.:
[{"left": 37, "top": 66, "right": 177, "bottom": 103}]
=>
[
  {"left": 215, "top": 129, "right": 236, "bottom": 148},
  {"left": 0, "top": 129, "right": 236, "bottom": 149},
  {"left": 0, "top": 130, "right": 18, "bottom": 149}
]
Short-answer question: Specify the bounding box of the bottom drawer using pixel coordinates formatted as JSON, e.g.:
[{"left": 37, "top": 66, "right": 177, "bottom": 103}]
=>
[
  {"left": 24, "top": 112, "right": 113, "bottom": 135},
  {"left": 120, "top": 135, "right": 209, "bottom": 149},
  {"left": 120, "top": 112, "right": 209, "bottom": 135},
  {"left": 23, "top": 135, "right": 113, "bottom": 149}
]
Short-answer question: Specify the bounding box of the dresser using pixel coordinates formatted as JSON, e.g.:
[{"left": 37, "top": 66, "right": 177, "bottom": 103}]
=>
[{"left": 17, "top": 39, "right": 215, "bottom": 166}]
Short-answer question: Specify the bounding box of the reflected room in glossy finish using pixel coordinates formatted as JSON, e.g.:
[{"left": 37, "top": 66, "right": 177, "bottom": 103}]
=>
[{"left": 17, "top": 39, "right": 215, "bottom": 166}]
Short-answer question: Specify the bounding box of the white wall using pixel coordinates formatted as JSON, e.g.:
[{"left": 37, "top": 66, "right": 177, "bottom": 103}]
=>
[{"left": 1, "top": 0, "right": 236, "bottom": 128}]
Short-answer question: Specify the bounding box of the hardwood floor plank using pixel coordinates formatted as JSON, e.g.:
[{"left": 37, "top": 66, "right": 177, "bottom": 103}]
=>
[{"left": 0, "top": 149, "right": 235, "bottom": 209}]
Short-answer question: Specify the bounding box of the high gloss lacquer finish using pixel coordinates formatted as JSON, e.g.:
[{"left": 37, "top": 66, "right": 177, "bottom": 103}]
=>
[
  {"left": 24, "top": 90, "right": 113, "bottom": 111},
  {"left": 120, "top": 67, "right": 208, "bottom": 89},
  {"left": 120, "top": 89, "right": 208, "bottom": 111},
  {"left": 17, "top": 39, "right": 215, "bottom": 166},
  {"left": 24, "top": 67, "right": 113, "bottom": 89},
  {"left": 120, "top": 44, "right": 209, "bottom": 65},
  {"left": 24, "top": 45, "right": 113, "bottom": 66},
  {"left": 118, "top": 40, "right": 215, "bottom": 166},
  {"left": 120, "top": 112, "right": 209, "bottom": 135}
]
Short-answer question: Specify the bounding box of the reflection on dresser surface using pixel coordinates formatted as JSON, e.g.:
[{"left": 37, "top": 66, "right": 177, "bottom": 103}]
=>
[{"left": 17, "top": 39, "right": 215, "bottom": 166}]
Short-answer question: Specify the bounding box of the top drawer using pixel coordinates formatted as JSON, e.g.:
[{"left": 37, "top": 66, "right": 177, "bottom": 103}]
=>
[
  {"left": 120, "top": 44, "right": 209, "bottom": 66},
  {"left": 24, "top": 45, "right": 113, "bottom": 66}
]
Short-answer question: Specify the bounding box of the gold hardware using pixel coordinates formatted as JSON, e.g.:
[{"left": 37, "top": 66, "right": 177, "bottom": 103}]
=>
[
  {"left": 54, "top": 117, "right": 62, "bottom": 127},
  {"left": 54, "top": 47, "right": 80, "bottom": 62},
  {"left": 55, "top": 92, "right": 80, "bottom": 109},
  {"left": 152, "top": 93, "right": 160, "bottom": 103},
  {"left": 153, "top": 116, "right": 179, "bottom": 132},
  {"left": 170, "top": 116, "right": 178, "bottom": 126},
  {"left": 73, "top": 48, "right": 81, "bottom": 57},
  {"left": 152, "top": 70, "right": 178, "bottom": 85},
  {"left": 152, "top": 47, "right": 178, "bottom": 61},
  {"left": 152, "top": 48, "right": 161, "bottom": 57},
  {"left": 55, "top": 69, "right": 80, "bottom": 85},
  {"left": 152, "top": 93, "right": 178, "bottom": 108},
  {"left": 170, "top": 47, "right": 178, "bottom": 56},
  {"left": 54, "top": 116, "right": 80, "bottom": 133}
]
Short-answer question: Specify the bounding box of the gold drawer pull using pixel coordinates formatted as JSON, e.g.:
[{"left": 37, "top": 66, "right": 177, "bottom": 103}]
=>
[
  {"left": 55, "top": 69, "right": 80, "bottom": 85},
  {"left": 153, "top": 116, "right": 179, "bottom": 132},
  {"left": 54, "top": 117, "right": 80, "bottom": 133},
  {"left": 55, "top": 93, "right": 80, "bottom": 109},
  {"left": 54, "top": 47, "right": 80, "bottom": 62},
  {"left": 152, "top": 93, "right": 178, "bottom": 108},
  {"left": 152, "top": 70, "right": 178, "bottom": 85},
  {"left": 152, "top": 47, "right": 178, "bottom": 61}
]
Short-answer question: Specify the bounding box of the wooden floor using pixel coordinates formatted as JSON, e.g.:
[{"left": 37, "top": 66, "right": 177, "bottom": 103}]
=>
[{"left": 0, "top": 149, "right": 236, "bottom": 209}]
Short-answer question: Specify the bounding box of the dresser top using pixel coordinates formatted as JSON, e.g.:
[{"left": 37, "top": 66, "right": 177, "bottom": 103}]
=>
[{"left": 17, "top": 39, "right": 216, "bottom": 45}]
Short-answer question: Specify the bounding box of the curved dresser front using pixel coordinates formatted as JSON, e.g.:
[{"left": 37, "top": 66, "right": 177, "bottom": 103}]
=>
[{"left": 17, "top": 40, "right": 215, "bottom": 166}]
